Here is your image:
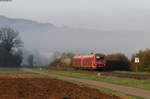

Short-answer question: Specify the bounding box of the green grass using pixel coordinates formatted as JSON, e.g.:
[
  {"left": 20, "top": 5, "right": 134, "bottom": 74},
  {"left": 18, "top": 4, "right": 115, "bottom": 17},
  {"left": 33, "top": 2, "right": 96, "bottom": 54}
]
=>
[
  {"left": 62, "top": 79, "right": 144, "bottom": 99},
  {"left": 113, "top": 71, "right": 150, "bottom": 75},
  {"left": 36, "top": 69, "right": 150, "bottom": 90},
  {"left": 0, "top": 71, "right": 37, "bottom": 74}
]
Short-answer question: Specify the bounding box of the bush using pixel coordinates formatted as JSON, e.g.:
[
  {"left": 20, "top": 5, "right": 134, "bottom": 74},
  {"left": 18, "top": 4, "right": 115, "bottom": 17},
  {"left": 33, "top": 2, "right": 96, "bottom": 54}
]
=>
[
  {"left": 49, "top": 52, "right": 75, "bottom": 67},
  {"left": 106, "top": 53, "right": 130, "bottom": 70},
  {"left": 131, "top": 49, "right": 150, "bottom": 72}
]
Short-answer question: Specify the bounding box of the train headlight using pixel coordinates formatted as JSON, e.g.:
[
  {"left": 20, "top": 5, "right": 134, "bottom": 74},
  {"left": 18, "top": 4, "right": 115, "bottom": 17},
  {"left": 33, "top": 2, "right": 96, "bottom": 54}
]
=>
[{"left": 96, "top": 56, "right": 100, "bottom": 58}]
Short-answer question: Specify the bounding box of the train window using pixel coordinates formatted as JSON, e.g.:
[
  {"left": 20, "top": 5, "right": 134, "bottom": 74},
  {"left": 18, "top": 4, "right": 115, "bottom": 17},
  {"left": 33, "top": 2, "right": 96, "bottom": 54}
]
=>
[{"left": 96, "top": 56, "right": 104, "bottom": 62}]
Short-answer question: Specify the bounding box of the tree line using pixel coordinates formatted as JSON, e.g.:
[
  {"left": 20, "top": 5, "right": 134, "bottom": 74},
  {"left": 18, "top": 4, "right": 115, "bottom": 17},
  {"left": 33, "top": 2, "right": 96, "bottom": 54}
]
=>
[
  {"left": 50, "top": 51, "right": 150, "bottom": 72},
  {"left": 0, "top": 27, "right": 150, "bottom": 71}
]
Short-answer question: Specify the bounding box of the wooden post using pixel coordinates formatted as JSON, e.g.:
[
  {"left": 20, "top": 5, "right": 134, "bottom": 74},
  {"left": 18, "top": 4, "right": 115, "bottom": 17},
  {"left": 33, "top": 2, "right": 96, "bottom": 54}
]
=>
[
  {"left": 135, "top": 63, "right": 138, "bottom": 72},
  {"left": 135, "top": 57, "right": 139, "bottom": 72}
]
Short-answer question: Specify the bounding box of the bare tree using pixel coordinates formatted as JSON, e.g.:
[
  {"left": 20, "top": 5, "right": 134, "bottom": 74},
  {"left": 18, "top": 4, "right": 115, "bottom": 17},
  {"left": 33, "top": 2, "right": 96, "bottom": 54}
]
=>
[
  {"left": 0, "top": 27, "right": 23, "bottom": 67},
  {"left": 27, "top": 54, "right": 34, "bottom": 67},
  {"left": 52, "top": 51, "right": 61, "bottom": 60},
  {"left": 0, "top": 27, "right": 23, "bottom": 53}
]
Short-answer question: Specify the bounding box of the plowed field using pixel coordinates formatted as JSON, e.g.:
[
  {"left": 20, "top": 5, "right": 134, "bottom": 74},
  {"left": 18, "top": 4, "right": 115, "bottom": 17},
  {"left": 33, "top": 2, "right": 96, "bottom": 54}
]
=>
[{"left": 0, "top": 74, "right": 122, "bottom": 99}]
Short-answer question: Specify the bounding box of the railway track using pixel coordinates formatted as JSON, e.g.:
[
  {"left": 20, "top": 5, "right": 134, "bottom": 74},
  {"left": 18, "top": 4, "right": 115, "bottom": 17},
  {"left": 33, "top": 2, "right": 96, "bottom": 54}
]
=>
[
  {"left": 43, "top": 67, "right": 150, "bottom": 80},
  {"left": 100, "top": 72, "right": 150, "bottom": 80},
  {"left": 72, "top": 70, "right": 150, "bottom": 80}
]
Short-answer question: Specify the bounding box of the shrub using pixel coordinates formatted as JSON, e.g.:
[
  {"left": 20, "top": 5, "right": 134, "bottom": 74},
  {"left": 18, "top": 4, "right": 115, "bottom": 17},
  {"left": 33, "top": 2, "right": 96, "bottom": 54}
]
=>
[
  {"left": 131, "top": 49, "right": 150, "bottom": 72},
  {"left": 106, "top": 53, "right": 130, "bottom": 70}
]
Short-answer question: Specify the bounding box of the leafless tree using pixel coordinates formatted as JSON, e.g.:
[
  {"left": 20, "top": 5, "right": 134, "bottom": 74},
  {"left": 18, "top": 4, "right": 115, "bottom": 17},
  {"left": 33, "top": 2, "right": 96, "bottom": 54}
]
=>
[
  {"left": 0, "top": 27, "right": 23, "bottom": 66},
  {"left": 0, "top": 27, "right": 23, "bottom": 53}
]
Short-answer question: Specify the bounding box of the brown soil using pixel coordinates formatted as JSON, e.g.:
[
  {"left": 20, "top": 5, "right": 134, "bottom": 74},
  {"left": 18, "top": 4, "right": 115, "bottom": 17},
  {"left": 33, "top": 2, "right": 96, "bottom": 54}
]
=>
[
  {"left": 0, "top": 68, "right": 22, "bottom": 71},
  {"left": 0, "top": 74, "right": 122, "bottom": 99},
  {"left": 43, "top": 66, "right": 150, "bottom": 80}
]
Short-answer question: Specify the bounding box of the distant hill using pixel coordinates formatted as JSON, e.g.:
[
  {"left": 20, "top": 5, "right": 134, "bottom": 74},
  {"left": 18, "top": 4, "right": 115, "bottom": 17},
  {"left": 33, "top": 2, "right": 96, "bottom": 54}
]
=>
[
  {"left": 0, "top": 16, "right": 149, "bottom": 57},
  {"left": 0, "top": 16, "right": 54, "bottom": 32}
]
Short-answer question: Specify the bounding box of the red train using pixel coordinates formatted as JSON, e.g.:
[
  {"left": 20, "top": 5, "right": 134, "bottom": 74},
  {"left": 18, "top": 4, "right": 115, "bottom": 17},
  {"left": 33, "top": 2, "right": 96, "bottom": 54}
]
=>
[{"left": 73, "top": 54, "right": 107, "bottom": 69}]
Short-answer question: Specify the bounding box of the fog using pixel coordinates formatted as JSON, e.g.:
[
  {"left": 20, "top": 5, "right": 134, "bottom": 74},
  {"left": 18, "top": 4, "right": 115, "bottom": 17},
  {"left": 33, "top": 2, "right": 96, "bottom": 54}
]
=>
[
  {"left": 1, "top": 0, "right": 150, "bottom": 30},
  {"left": 0, "top": 0, "right": 150, "bottom": 60}
]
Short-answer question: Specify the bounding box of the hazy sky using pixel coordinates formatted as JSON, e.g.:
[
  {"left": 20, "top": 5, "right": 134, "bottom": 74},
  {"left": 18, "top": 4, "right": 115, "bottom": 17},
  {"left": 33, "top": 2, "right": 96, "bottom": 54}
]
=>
[
  {"left": 1, "top": 0, "right": 150, "bottom": 30},
  {"left": 1, "top": 0, "right": 150, "bottom": 57}
]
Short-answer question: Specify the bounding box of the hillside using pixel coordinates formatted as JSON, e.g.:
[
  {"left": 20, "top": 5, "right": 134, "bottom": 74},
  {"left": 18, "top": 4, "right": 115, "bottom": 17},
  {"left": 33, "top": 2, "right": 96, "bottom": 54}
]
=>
[{"left": 0, "top": 16, "right": 149, "bottom": 57}]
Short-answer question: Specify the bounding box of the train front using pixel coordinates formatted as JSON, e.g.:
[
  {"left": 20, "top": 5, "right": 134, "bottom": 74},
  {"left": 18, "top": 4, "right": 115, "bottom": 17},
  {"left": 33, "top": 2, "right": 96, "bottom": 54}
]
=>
[{"left": 95, "top": 54, "right": 107, "bottom": 69}]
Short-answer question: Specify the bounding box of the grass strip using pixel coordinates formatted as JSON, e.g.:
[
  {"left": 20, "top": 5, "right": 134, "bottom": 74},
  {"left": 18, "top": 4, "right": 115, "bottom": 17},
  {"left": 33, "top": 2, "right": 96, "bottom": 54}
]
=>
[
  {"left": 61, "top": 79, "right": 144, "bottom": 99},
  {"left": 0, "top": 71, "right": 37, "bottom": 74},
  {"left": 113, "top": 71, "right": 150, "bottom": 75},
  {"left": 36, "top": 69, "right": 150, "bottom": 90}
]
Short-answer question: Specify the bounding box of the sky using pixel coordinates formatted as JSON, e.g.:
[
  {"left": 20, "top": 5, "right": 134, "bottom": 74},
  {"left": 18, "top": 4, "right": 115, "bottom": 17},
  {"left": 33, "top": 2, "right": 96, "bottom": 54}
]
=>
[
  {"left": 1, "top": 0, "right": 150, "bottom": 30},
  {"left": 0, "top": 0, "right": 150, "bottom": 57}
]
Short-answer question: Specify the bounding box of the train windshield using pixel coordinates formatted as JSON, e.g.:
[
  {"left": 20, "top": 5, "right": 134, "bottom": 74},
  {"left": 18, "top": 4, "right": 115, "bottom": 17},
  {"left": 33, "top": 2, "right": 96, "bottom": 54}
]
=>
[{"left": 96, "top": 56, "right": 104, "bottom": 62}]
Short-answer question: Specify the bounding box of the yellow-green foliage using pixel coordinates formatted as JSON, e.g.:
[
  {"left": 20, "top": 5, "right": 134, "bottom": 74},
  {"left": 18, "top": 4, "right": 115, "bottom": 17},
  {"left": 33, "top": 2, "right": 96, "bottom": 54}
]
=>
[
  {"left": 60, "top": 58, "right": 72, "bottom": 66},
  {"left": 50, "top": 52, "right": 75, "bottom": 67},
  {"left": 131, "top": 49, "right": 150, "bottom": 72}
]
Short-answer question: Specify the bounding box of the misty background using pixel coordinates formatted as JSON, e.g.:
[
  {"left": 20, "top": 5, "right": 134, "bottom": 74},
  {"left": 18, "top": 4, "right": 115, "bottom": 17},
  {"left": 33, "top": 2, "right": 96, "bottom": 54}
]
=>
[{"left": 0, "top": 0, "right": 150, "bottom": 65}]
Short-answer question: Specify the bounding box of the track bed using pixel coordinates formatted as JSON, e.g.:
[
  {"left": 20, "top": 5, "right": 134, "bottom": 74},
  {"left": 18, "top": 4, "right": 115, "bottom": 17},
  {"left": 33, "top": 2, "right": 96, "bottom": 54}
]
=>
[{"left": 44, "top": 67, "right": 150, "bottom": 80}]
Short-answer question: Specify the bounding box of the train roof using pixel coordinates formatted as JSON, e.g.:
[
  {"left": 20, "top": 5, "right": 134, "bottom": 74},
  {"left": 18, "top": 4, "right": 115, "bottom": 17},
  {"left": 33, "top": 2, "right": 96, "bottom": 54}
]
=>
[
  {"left": 96, "top": 53, "right": 105, "bottom": 56},
  {"left": 73, "top": 56, "right": 82, "bottom": 58},
  {"left": 73, "top": 54, "right": 95, "bottom": 58},
  {"left": 73, "top": 53, "right": 105, "bottom": 59}
]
